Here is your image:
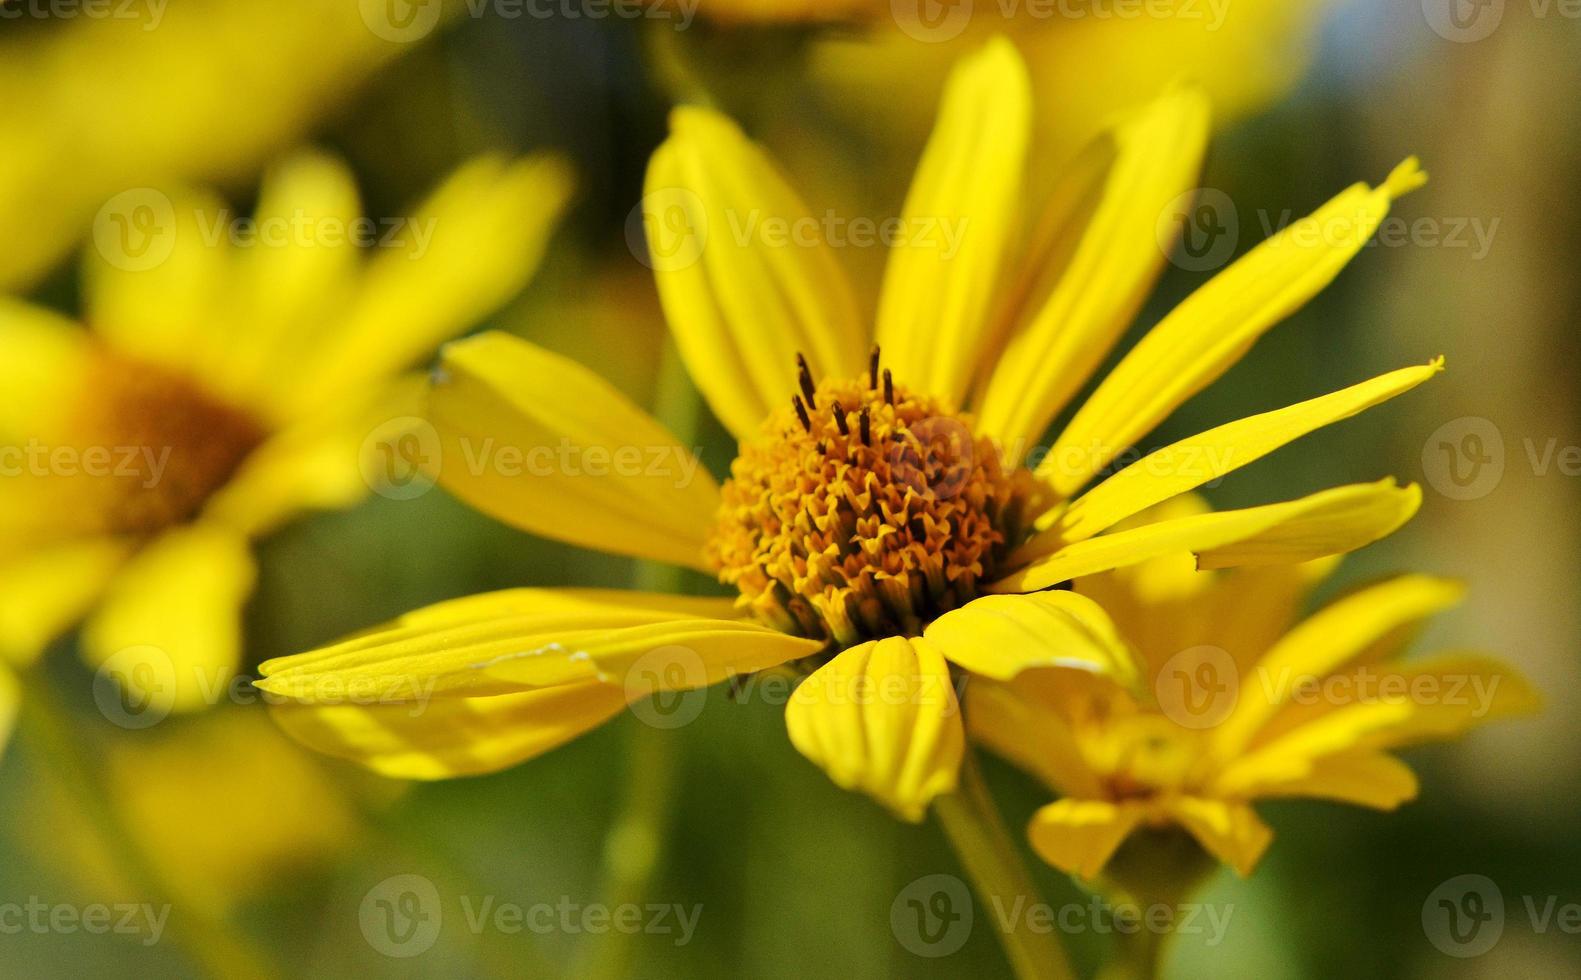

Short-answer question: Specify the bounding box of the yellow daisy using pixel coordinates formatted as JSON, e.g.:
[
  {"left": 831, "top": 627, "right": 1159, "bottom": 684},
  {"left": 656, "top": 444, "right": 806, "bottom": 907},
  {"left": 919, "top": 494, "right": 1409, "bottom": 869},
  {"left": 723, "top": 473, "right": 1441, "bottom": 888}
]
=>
[
  {"left": 0, "top": 149, "right": 572, "bottom": 734},
  {"left": 968, "top": 498, "right": 1540, "bottom": 879},
  {"left": 258, "top": 39, "right": 1435, "bottom": 822}
]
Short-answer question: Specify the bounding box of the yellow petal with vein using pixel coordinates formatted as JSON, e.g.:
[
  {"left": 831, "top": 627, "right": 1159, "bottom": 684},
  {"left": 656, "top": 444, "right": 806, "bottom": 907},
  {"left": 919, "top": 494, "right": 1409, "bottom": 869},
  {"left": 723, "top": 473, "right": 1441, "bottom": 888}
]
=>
[
  {"left": 426, "top": 331, "right": 718, "bottom": 570},
  {"left": 785, "top": 636, "right": 964, "bottom": 822},
  {"left": 875, "top": 37, "right": 1030, "bottom": 407},
  {"left": 1042, "top": 158, "right": 1428, "bottom": 496}
]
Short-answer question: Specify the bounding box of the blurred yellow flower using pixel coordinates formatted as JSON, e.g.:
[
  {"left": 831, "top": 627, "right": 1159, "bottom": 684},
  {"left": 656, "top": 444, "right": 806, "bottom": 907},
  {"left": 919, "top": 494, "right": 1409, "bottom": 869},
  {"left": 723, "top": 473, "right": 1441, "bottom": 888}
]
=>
[
  {"left": 21, "top": 708, "right": 367, "bottom": 916},
  {"left": 258, "top": 39, "right": 1432, "bottom": 823},
  {"left": 969, "top": 498, "right": 1540, "bottom": 879},
  {"left": 0, "top": 0, "right": 461, "bottom": 291},
  {"left": 0, "top": 150, "right": 571, "bottom": 729},
  {"left": 810, "top": 0, "right": 1335, "bottom": 157}
]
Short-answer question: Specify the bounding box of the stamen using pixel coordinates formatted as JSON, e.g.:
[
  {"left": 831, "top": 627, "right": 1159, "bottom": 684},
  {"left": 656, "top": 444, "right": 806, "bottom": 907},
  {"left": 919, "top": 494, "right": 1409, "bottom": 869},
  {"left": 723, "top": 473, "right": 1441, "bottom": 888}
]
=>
[
  {"left": 796, "top": 353, "right": 817, "bottom": 408},
  {"left": 868, "top": 344, "right": 880, "bottom": 389},
  {"left": 708, "top": 370, "right": 1024, "bottom": 647},
  {"left": 792, "top": 395, "right": 812, "bottom": 432}
]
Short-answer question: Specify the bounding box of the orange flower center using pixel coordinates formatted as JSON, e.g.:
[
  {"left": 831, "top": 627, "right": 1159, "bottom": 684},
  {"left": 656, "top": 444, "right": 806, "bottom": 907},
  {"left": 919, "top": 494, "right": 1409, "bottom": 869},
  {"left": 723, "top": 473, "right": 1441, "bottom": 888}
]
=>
[
  {"left": 707, "top": 353, "right": 1030, "bottom": 648},
  {"left": 67, "top": 352, "right": 268, "bottom": 536}
]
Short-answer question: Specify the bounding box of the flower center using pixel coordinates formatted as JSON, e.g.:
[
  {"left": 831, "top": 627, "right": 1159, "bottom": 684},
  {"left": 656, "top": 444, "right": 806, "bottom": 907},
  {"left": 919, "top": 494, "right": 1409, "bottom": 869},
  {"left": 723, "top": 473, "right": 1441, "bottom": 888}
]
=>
[
  {"left": 708, "top": 350, "right": 1030, "bottom": 648},
  {"left": 70, "top": 351, "right": 268, "bottom": 535}
]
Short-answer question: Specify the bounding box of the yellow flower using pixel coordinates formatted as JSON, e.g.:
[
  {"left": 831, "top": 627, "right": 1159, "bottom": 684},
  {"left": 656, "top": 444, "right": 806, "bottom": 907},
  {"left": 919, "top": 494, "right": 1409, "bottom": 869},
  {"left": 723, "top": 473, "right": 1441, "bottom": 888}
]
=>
[
  {"left": 968, "top": 498, "right": 1540, "bottom": 879},
  {"left": 258, "top": 39, "right": 1434, "bottom": 822},
  {"left": 0, "top": 0, "right": 457, "bottom": 292},
  {"left": 18, "top": 708, "right": 368, "bottom": 916},
  {"left": 0, "top": 149, "right": 572, "bottom": 734}
]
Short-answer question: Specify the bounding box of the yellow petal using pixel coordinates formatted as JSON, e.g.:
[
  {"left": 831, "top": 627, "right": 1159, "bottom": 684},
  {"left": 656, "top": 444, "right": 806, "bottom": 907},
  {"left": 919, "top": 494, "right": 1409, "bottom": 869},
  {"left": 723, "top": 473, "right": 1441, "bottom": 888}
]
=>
[
  {"left": 0, "top": 299, "right": 92, "bottom": 441},
  {"left": 0, "top": 537, "right": 133, "bottom": 666},
  {"left": 215, "top": 151, "right": 363, "bottom": 423},
  {"left": 82, "top": 184, "right": 233, "bottom": 382},
  {"left": 1042, "top": 158, "right": 1429, "bottom": 496},
  {"left": 1025, "top": 798, "right": 1146, "bottom": 880},
  {"left": 1214, "top": 574, "right": 1468, "bottom": 753},
  {"left": 645, "top": 108, "right": 866, "bottom": 439},
  {"left": 975, "top": 87, "right": 1211, "bottom": 458},
  {"left": 1193, "top": 480, "right": 1422, "bottom": 570},
  {"left": 784, "top": 637, "right": 964, "bottom": 822},
  {"left": 1162, "top": 797, "right": 1273, "bottom": 876},
  {"left": 999, "top": 480, "right": 1421, "bottom": 594},
  {"left": 1213, "top": 701, "right": 1418, "bottom": 799},
  {"left": 425, "top": 331, "right": 719, "bottom": 570},
  {"left": 1224, "top": 749, "right": 1418, "bottom": 811},
  {"left": 203, "top": 375, "right": 424, "bottom": 538},
  {"left": 924, "top": 592, "right": 1139, "bottom": 688},
  {"left": 875, "top": 37, "right": 1030, "bottom": 407},
  {"left": 965, "top": 675, "right": 1106, "bottom": 799},
  {"left": 255, "top": 587, "right": 817, "bottom": 701},
  {"left": 1241, "top": 652, "right": 1539, "bottom": 766},
  {"left": 286, "top": 154, "right": 574, "bottom": 416},
  {"left": 269, "top": 682, "right": 630, "bottom": 780},
  {"left": 0, "top": 660, "right": 18, "bottom": 760},
  {"left": 80, "top": 523, "right": 256, "bottom": 714},
  {"left": 1050, "top": 361, "right": 1443, "bottom": 543}
]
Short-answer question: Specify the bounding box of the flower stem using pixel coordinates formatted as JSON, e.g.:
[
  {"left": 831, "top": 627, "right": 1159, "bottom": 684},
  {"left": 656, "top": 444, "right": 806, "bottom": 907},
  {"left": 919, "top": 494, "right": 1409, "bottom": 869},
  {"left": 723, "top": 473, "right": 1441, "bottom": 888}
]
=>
[{"left": 934, "top": 749, "right": 1076, "bottom": 980}]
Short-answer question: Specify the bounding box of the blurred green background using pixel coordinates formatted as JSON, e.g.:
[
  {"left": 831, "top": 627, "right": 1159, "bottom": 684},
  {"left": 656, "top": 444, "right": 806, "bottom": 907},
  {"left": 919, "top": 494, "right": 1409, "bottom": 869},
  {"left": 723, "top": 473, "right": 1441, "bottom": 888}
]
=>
[{"left": 1, "top": 1, "right": 1576, "bottom": 977}]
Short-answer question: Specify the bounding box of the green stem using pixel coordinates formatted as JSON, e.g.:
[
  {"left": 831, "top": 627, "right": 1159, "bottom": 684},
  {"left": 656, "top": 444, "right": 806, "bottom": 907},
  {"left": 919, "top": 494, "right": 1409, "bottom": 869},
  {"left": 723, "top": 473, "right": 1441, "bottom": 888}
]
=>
[
  {"left": 18, "top": 672, "right": 278, "bottom": 980},
  {"left": 934, "top": 750, "right": 1076, "bottom": 980},
  {"left": 572, "top": 338, "right": 698, "bottom": 980}
]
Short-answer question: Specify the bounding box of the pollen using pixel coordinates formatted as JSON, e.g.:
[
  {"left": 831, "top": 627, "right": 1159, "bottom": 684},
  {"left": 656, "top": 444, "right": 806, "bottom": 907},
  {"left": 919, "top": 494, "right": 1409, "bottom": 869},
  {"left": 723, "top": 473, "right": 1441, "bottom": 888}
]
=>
[
  {"left": 71, "top": 351, "right": 269, "bottom": 535},
  {"left": 707, "top": 351, "right": 1030, "bottom": 648}
]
